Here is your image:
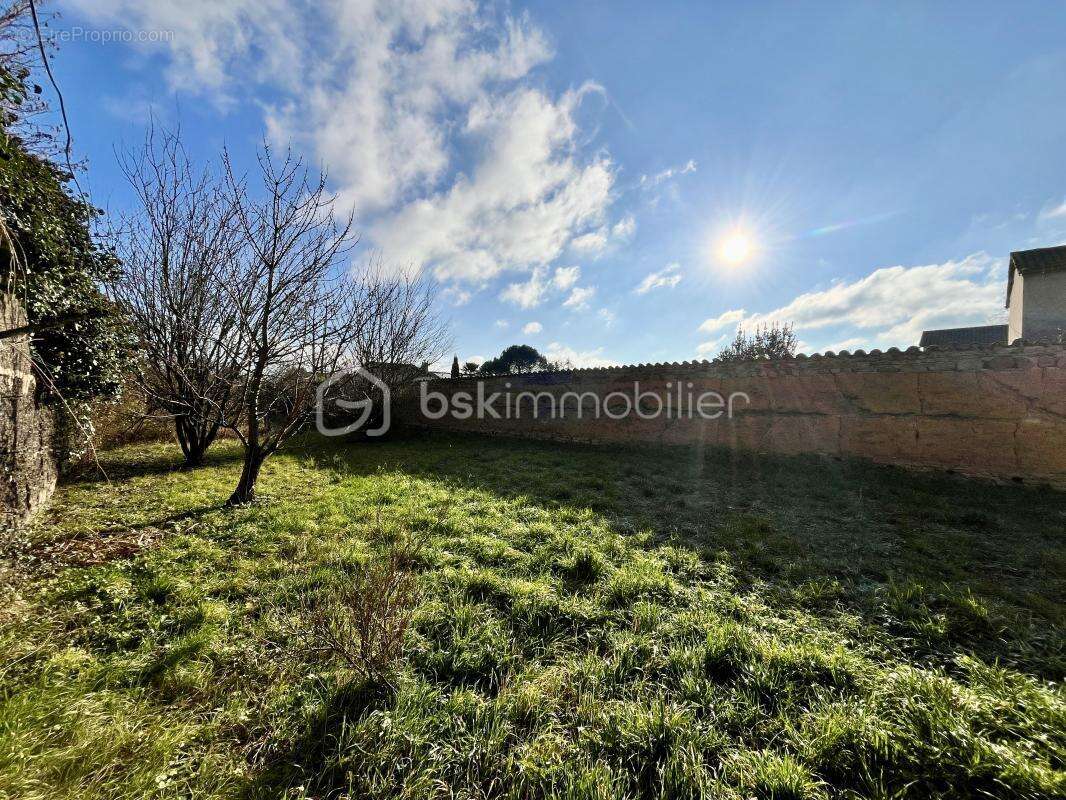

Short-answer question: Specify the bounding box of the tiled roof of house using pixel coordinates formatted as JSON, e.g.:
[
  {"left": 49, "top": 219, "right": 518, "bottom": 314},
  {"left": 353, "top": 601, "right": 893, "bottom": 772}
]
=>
[
  {"left": 919, "top": 324, "right": 1008, "bottom": 349},
  {"left": 1007, "top": 244, "right": 1066, "bottom": 307}
]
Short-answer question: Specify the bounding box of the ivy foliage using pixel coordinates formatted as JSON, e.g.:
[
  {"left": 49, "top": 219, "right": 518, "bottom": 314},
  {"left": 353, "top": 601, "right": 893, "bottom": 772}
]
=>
[{"left": 0, "top": 65, "right": 128, "bottom": 401}]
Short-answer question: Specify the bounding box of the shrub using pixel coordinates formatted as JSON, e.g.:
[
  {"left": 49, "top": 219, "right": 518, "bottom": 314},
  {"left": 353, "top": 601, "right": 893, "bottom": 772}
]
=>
[{"left": 298, "top": 536, "right": 422, "bottom": 683}]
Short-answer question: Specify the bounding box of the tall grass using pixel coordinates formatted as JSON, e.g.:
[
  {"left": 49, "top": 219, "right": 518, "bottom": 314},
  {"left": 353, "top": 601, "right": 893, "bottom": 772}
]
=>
[{"left": 0, "top": 432, "right": 1063, "bottom": 799}]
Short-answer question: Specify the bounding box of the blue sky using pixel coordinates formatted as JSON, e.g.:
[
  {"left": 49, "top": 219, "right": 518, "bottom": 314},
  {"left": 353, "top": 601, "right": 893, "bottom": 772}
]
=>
[{"left": 48, "top": 1, "right": 1066, "bottom": 367}]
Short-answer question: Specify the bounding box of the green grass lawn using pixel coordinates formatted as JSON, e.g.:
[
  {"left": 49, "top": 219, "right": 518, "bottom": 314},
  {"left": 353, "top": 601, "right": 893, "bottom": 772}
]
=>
[{"left": 1, "top": 431, "right": 1064, "bottom": 799}]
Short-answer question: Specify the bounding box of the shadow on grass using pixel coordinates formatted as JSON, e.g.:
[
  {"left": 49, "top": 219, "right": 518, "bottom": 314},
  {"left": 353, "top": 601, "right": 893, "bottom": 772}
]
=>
[
  {"left": 69, "top": 428, "right": 1064, "bottom": 677},
  {"left": 308, "top": 428, "right": 1066, "bottom": 678},
  {"left": 63, "top": 439, "right": 245, "bottom": 486},
  {"left": 242, "top": 677, "right": 397, "bottom": 800}
]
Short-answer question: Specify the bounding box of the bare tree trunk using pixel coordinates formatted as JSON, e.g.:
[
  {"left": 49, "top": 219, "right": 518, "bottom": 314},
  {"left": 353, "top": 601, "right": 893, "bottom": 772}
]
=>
[
  {"left": 175, "top": 415, "right": 216, "bottom": 468},
  {"left": 174, "top": 415, "right": 193, "bottom": 464},
  {"left": 227, "top": 447, "right": 263, "bottom": 505},
  {"left": 227, "top": 389, "right": 262, "bottom": 505}
]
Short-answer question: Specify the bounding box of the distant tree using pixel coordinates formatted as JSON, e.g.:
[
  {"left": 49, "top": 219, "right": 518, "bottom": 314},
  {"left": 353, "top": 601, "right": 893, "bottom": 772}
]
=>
[
  {"left": 450, "top": 355, "right": 460, "bottom": 379},
  {"left": 348, "top": 268, "right": 445, "bottom": 383},
  {"left": 715, "top": 323, "right": 798, "bottom": 362},
  {"left": 479, "top": 344, "right": 549, "bottom": 374},
  {"left": 341, "top": 266, "right": 448, "bottom": 431},
  {"left": 461, "top": 361, "right": 480, "bottom": 375}
]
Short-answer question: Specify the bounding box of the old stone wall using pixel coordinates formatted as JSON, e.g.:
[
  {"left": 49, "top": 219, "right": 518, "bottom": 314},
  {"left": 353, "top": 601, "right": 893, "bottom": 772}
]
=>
[
  {"left": 408, "top": 341, "right": 1066, "bottom": 486},
  {"left": 1, "top": 293, "right": 56, "bottom": 528}
]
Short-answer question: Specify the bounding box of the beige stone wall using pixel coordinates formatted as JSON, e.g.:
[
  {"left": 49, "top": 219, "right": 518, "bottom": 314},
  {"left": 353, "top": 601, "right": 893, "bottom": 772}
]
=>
[
  {"left": 1, "top": 294, "right": 57, "bottom": 529},
  {"left": 407, "top": 342, "right": 1066, "bottom": 486}
]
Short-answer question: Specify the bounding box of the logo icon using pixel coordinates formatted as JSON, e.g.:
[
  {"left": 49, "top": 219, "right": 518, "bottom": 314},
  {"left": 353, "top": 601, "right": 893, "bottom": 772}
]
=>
[{"left": 316, "top": 367, "right": 390, "bottom": 437}]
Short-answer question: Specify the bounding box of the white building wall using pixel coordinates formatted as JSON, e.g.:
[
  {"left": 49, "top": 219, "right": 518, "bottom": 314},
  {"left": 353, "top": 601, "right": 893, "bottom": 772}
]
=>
[{"left": 1008, "top": 270, "right": 1024, "bottom": 343}]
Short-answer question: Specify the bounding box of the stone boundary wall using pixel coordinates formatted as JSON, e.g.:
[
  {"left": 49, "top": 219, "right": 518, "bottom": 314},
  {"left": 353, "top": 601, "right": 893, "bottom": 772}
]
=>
[
  {"left": 406, "top": 341, "right": 1066, "bottom": 487},
  {"left": 1, "top": 293, "right": 56, "bottom": 528}
]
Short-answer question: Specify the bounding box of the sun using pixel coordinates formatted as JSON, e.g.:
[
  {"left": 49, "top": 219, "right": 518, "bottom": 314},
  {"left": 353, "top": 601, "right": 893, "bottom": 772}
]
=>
[{"left": 717, "top": 229, "right": 757, "bottom": 265}]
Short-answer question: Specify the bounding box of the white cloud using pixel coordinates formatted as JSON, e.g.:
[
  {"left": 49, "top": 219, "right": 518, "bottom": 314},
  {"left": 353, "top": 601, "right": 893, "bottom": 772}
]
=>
[
  {"left": 612, "top": 215, "right": 636, "bottom": 239},
  {"left": 501, "top": 265, "right": 588, "bottom": 308},
  {"left": 65, "top": 0, "right": 303, "bottom": 99},
  {"left": 598, "top": 308, "right": 616, "bottom": 326},
  {"left": 563, "top": 286, "right": 596, "bottom": 310},
  {"left": 522, "top": 321, "right": 543, "bottom": 335},
  {"left": 634, "top": 263, "right": 682, "bottom": 294},
  {"left": 544, "top": 342, "right": 618, "bottom": 368},
  {"left": 443, "top": 286, "right": 473, "bottom": 306},
  {"left": 74, "top": 1, "right": 616, "bottom": 289},
  {"left": 698, "top": 308, "right": 747, "bottom": 334},
  {"left": 500, "top": 266, "right": 550, "bottom": 308},
  {"left": 552, "top": 266, "right": 581, "bottom": 290},
  {"left": 570, "top": 229, "right": 608, "bottom": 255},
  {"left": 696, "top": 335, "right": 728, "bottom": 357},
  {"left": 820, "top": 337, "right": 867, "bottom": 353},
  {"left": 742, "top": 253, "right": 1006, "bottom": 348},
  {"left": 494, "top": 319, "right": 509, "bottom": 328},
  {"left": 639, "top": 159, "right": 697, "bottom": 188},
  {"left": 569, "top": 213, "right": 634, "bottom": 257},
  {"left": 694, "top": 254, "right": 1008, "bottom": 354},
  {"left": 269, "top": 4, "right": 556, "bottom": 216},
  {"left": 1039, "top": 198, "right": 1066, "bottom": 221},
  {"left": 372, "top": 83, "right": 615, "bottom": 281}
]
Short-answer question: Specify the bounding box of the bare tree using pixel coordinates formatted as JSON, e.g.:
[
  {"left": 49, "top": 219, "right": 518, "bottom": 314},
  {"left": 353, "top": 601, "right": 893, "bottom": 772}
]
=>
[
  {"left": 219, "top": 146, "right": 365, "bottom": 505},
  {"left": 317, "top": 264, "right": 449, "bottom": 433},
  {"left": 109, "top": 124, "right": 244, "bottom": 467},
  {"left": 350, "top": 262, "right": 448, "bottom": 386}
]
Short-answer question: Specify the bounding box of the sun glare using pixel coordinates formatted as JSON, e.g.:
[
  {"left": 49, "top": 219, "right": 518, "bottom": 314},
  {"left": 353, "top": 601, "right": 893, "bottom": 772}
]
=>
[{"left": 717, "top": 230, "right": 757, "bottom": 265}]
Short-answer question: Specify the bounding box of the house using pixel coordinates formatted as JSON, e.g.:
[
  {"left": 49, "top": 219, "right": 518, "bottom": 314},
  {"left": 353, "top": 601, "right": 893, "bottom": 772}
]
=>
[
  {"left": 919, "top": 244, "right": 1066, "bottom": 347},
  {"left": 1006, "top": 244, "right": 1066, "bottom": 343},
  {"left": 918, "top": 324, "right": 1009, "bottom": 348},
  {"left": 362, "top": 361, "right": 436, "bottom": 382}
]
